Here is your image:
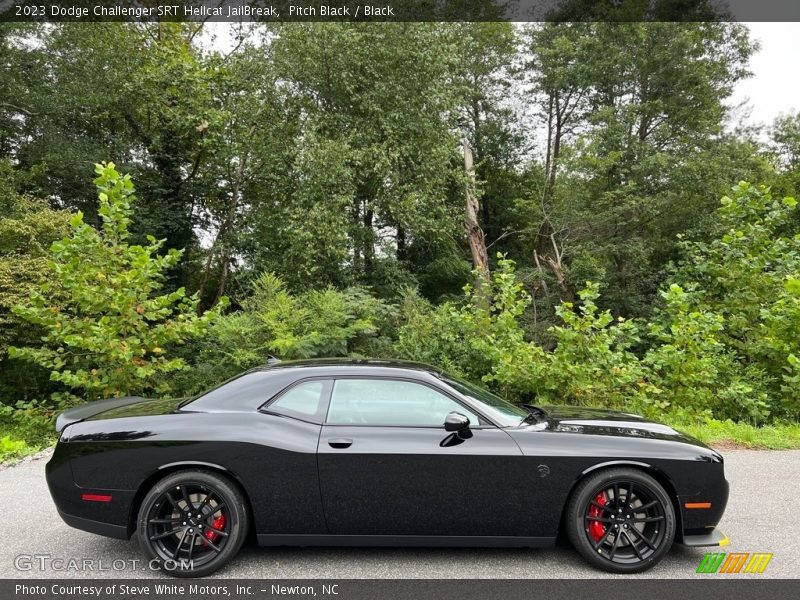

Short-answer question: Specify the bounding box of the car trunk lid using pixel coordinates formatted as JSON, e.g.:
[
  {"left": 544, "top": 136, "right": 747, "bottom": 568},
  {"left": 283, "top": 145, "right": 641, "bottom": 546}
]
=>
[{"left": 55, "top": 396, "right": 184, "bottom": 432}]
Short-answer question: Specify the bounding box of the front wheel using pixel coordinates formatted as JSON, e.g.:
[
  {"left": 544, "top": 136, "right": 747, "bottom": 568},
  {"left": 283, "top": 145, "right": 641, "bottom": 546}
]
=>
[
  {"left": 136, "top": 469, "right": 249, "bottom": 577},
  {"left": 565, "top": 467, "right": 675, "bottom": 573}
]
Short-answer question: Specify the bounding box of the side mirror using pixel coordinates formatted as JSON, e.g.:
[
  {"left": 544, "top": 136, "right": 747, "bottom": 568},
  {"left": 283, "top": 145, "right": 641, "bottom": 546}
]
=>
[
  {"left": 444, "top": 411, "right": 469, "bottom": 431},
  {"left": 444, "top": 411, "right": 471, "bottom": 435}
]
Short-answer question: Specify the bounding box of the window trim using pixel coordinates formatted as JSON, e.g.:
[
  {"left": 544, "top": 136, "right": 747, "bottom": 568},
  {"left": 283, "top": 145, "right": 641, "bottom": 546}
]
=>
[
  {"left": 258, "top": 377, "right": 333, "bottom": 425},
  {"left": 322, "top": 375, "right": 498, "bottom": 429}
]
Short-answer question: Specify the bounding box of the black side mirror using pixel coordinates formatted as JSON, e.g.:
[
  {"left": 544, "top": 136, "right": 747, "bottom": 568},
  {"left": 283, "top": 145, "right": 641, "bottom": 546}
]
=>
[
  {"left": 444, "top": 411, "right": 469, "bottom": 431},
  {"left": 444, "top": 411, "right": 472, "bottom": 438}
]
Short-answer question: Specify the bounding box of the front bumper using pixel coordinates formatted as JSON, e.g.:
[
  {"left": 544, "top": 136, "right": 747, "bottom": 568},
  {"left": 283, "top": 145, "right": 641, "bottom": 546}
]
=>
[
  {"left": 679, "top": 475, "right": 729, "bottom": 538},
  {"left": 681, "top": 528, "right": 729, "bottom": 547}
]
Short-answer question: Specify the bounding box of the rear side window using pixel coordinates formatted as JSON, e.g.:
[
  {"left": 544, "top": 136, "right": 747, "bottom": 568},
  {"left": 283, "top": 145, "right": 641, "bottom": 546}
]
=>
[
  {"left": 264, "top": 380, "right": 331, "bottom": 423},
  {"left": 185, "top": 371, "right": 271, "bottom": 410}
]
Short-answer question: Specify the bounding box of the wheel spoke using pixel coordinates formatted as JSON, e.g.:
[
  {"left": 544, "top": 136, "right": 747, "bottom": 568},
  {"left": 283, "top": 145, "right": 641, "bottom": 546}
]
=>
[
  {"left": 585, "top": 516, "right": 613, "bottom": 523},
  {"left": 638, "top": 500, "right": 658, "bottom": 511},
  {"left": 149, "top": 517, "right": 182, "bottom": 525},
  {"left": 205, "top": 525, "right": 229, "bottom": 537},
  {"left": 608, "top": 531, "right": 622, "bottom": 560},
  {"left": 197, "top": 492, "right": 214, "bottom": 513},
  {"left": 624, "top": 530, "right": 643, "bottom": 560},
  {"left": 593, "top": 524, "right": 613, "bottom": 549},
  {"left": 150, "top": 528, "right": 181, "bottom": 541},
  {"left": 180, "top": 485, "right": 193, "bottom": 511},
  {"left": 164, "top": 492, "right": 180, "bottom": 510},
  {"left": 589, "top": 500, "right": 609, "bottom": 513},
  {"left": 188, "top": 532, "right": 197, "bottom": 561},
  {"left": 628, "top": 523, "right": 656, "bottom": 550},
  {"left": 203, "top": 502, "right": 226, "bottom": 520},
  {"left": 632, "top": 515, "right": 664, "bottom": 523},
  {"left": 613, "top": 483, "right": 620, "bottom": 506},
  {"left": 172, "top": 529, "right": 189, "bottom": 559},
  {"left": 203, "top": 536, "right": 222, "bottom": 553}
]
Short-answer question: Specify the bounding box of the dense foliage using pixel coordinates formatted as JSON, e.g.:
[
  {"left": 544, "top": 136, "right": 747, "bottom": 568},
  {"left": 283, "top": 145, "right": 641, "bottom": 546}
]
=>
[
  {"left": 9, "top": 163, "right": 222, "bottom": 406},
  {"left": 1, "top": 18, "right": 799, "bottom": 457}
]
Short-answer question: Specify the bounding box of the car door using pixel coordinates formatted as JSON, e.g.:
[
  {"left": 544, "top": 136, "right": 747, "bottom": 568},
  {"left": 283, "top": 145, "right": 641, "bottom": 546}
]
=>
[{"left": 317, "top": 376, "right": 534, "bottom": 537}]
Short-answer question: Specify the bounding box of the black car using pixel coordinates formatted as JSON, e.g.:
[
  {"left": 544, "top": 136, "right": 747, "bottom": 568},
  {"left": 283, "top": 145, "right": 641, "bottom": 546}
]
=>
[{"left": 46, "top": 359, "right": 729, "bottom": 576}]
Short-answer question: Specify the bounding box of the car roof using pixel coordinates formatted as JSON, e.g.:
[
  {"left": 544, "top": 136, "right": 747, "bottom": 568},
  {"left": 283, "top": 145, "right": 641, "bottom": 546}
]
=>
[
  {"left": 185, "top": 359, "right": 452, "bottom": 413},
  {"left": 249, "top": 358, "right": 445, "bottom": 376}
]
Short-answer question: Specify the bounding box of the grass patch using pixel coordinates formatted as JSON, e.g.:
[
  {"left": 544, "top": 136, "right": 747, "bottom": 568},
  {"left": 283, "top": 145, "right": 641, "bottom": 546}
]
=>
[
  {"left": 0, "top": 409, "right": 57, "bottom": 463},
  {"left": 668, "top": 418, "right": 800, "bottom": 449}
]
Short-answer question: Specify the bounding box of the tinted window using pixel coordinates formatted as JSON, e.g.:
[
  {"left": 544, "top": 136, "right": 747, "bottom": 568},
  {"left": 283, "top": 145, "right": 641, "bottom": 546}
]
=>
[
  {"left": 442, "top": 376, "right": 528, "bottom": 426},
  {"left": 266, "top": 380, "right": 329, "bottom": 423},
  {"left": 184, "top": 371, "right": 270, "bottom": 410},
  {"left": 327, "top": 379, "right": 479, "bottom": 426}
]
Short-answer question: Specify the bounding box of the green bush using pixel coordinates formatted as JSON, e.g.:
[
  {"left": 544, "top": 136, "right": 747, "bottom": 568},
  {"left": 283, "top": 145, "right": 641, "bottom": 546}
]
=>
[
  {"left": 396, "top": 258, "right": 644, "bottom": 407},
  {"left": 9, "top": 163, "right": 223, "bottom": 407},
  {"left": 395, "top": 257, "right": 535, "bottom": 392},
  {"left": 0, "top": 436, "right": 29, "bottom": 462},
  {"left": 667, "top": 183, "right": 800, "bottom": 420},
  {"left": 0, "top": 161, "right": 71, "bottom": 407},
  {"left": 169, "top": 273, "right": 396, "bottom": 396},
  {"left": 0, "top": 406, "right": 55, "bottom": 461}
]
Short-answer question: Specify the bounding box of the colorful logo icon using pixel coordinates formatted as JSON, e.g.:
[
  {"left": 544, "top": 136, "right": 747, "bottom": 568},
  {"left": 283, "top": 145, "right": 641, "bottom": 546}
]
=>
[{"left": 696, "top": 552, "right": 773, "bottom": 574}]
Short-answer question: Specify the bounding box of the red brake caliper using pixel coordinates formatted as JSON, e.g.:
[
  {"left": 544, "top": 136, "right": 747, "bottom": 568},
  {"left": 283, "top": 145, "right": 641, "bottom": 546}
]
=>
[
  {"left": 588, "top": 491, "right": 607, "bottom": 542},
  {"left": 202, "top": 513, "right": 226, "bottom": 546}
]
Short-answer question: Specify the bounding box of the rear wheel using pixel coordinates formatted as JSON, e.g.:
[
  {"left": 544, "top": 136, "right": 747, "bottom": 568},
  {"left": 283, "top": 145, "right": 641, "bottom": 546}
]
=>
[
  {"left": 136, "top": 469, "right": 248, "bottom": 577},
  {"left": 565, "top": 467, "right": 675, "bottom": 573}
]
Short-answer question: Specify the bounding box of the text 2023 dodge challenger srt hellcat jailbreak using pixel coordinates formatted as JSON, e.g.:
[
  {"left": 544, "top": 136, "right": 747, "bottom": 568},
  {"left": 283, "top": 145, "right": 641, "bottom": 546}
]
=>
[{"left": 46, "top": 359, "right": 729, "bottom": 576}]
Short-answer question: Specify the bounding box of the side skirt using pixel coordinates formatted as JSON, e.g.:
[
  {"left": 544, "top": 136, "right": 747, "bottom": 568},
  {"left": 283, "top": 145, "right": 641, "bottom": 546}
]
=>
[{"left": 257, "top": 534, "right": 555, "bottom": 548}]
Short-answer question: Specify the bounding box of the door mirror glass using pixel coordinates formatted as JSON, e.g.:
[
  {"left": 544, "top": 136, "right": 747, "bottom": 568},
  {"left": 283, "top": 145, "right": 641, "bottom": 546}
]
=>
[{"left": 444, "top": 411, "right": 470, "bottom": 432}]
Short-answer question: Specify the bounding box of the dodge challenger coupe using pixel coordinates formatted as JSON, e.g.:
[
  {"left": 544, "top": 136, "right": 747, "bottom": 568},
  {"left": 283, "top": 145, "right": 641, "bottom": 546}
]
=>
[{"left": 46, "top": 359, "right": 729, "bottom": 576}]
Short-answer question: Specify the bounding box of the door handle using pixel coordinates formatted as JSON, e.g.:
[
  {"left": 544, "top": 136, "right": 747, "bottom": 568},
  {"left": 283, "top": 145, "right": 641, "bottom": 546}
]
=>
[{"left": 328, "top": 438, "right": 353, "bottom": 449}]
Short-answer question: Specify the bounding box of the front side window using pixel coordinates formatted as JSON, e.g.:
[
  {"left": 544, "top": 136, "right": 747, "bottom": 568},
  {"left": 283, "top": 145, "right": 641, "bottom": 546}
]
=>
[
  {"left": 326, "top": 379, "right": 480, "bottom": 427},
  {"left": 441, "top": 376, "right": 528, "bottom": 426}
]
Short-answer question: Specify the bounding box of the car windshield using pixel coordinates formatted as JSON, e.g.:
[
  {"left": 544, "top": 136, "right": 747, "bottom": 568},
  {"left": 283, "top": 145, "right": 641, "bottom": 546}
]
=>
[{"left": 441, "top": 376, "right": 529, "bottom": 426}]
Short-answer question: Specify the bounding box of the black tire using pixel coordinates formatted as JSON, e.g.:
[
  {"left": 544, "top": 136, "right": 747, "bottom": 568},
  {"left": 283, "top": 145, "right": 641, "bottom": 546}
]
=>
[
  {"left": 565, "top": 467, "right": 675, "bottom": 574},
  {"left": 136, "top": 469, "right": 249, "bottom": 578}
]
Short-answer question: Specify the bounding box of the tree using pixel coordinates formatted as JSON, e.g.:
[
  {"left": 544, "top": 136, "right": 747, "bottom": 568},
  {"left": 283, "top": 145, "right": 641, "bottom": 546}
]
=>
[
  {"left": 773, "top": 112, "right": 800, "bottom": 172},
  {"left": 520, "top": 23, "right": 599, "bottom": 303},
  {"left": 14, "top": 23, "right": 220, "bottom": 280},
  {"left": 521, "top": 22, "right": 756, "bottom": 318},
  {"left": 0, "top": 160, "right": 71, "bottom": 405},
  {"left": 771, "top": 112, "right": 800, "bottom": 196},
  {"left": 265, "top": 23, "right": 464, "bottom": 293},
  {"left": 9, "top": 163, "right": 222, "bottom": 405}
]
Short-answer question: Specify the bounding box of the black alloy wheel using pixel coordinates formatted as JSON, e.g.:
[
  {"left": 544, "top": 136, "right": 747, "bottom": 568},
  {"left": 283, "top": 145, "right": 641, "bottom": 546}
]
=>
[
  {"left": 566, "top": 467, "right": 675, "bottom": 573},
  {"left": 137, "top": 469, "right": 248, "bottom": 577}
]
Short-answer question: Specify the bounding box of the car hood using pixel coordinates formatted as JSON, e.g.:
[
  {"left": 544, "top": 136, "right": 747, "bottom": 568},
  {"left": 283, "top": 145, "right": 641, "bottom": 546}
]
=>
[{"left": 527, "top": 405, "right": 701, "bottom": 444}]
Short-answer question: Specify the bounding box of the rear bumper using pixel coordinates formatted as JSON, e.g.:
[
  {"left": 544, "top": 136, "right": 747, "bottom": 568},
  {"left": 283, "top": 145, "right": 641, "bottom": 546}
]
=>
[
  {"left": 56, "top": 508, "right": 130, "bottom": 540},
  {"left": 681, "top": 528, "right": 729, "bottom": 547},
  {"left": 46, "top": 443, "right": 135, "bottom": 540}
]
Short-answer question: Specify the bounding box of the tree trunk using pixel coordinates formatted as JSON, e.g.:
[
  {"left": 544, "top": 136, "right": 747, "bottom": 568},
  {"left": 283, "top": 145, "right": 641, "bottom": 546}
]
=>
[
  {"left": 463, "top": 139, "right": 491, "bottom": 298},
  {"left": 362, "top": 200, "right": 374, "bottom": 273},
  {"left": 396, "top": 225, "right": 406, "bottom": 260}
]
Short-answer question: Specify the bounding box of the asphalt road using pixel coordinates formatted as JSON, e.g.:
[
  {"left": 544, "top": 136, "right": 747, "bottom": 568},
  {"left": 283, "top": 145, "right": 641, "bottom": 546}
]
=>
[{"left": 1, "top": 449, "right": 797, "bottom": 579}]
